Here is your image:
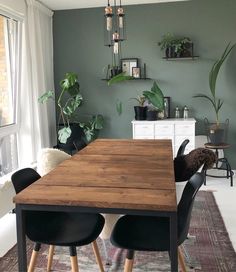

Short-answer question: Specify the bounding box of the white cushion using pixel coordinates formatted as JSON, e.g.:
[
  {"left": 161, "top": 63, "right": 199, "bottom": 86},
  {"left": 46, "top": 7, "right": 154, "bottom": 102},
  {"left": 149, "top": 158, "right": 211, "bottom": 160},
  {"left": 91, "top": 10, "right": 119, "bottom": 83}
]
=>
[
  {"left": 37, "top": 148, "right": 71, "bottom": 176},
  {"left": 0, "top": 180, "right": 15, "bottom": 218}
]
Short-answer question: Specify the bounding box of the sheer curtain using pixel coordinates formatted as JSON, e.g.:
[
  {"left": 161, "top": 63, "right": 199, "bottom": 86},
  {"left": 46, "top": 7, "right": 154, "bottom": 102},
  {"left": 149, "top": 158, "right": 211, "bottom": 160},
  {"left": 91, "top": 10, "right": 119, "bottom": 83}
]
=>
[{"left": 18, "top": 0, "right": 56, "bottom": 166}]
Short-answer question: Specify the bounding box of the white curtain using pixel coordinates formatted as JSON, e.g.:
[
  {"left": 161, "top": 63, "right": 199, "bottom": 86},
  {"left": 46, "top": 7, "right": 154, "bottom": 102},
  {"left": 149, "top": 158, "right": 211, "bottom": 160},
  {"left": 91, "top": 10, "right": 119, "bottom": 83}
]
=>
[{"left": 18, "top": 0, "right": 56, "bottom": 166}]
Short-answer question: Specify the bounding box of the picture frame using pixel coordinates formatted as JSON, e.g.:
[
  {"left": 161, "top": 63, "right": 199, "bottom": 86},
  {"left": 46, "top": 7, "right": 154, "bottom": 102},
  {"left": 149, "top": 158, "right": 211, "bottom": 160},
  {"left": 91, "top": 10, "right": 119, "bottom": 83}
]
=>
[
  {"left": 164, "top": 97, "right": 171, "bottom": 118},
  {"left": 121, "top": 58, "right": 138, "bottom": 76},
  {"left": 132, "top": 67, "right": 141, "bottom": 78}
]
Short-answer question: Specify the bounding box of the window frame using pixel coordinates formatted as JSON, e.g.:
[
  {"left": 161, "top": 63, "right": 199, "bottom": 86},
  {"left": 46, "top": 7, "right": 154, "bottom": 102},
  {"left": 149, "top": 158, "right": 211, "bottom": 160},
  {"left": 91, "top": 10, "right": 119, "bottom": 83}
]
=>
[{"left": 0, "top": 9, "right": 23, "bottom": 174}]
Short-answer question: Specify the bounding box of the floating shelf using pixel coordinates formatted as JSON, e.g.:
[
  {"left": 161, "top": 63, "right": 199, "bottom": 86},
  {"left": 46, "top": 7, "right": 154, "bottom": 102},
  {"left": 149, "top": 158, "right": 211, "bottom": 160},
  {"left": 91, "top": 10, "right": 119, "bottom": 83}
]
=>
[
  {"left": 163, "top": 56, "right": 199, "bottom": 61},
  {"left": 102, "top": 78, "right": 151, "bottom": 81}
]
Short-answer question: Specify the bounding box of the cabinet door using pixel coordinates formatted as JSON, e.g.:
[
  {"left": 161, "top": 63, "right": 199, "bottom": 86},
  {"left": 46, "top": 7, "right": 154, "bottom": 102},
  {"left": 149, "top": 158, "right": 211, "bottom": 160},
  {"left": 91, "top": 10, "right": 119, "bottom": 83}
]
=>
[
  {"left": 133, "top": 124, "right": 154, "bottom": 139},
  {"left": 175, "top": 124, "right": 195, "bottom": 136},
  {"left": 154, "top": 124, "right": 174, "bottom": 136}
]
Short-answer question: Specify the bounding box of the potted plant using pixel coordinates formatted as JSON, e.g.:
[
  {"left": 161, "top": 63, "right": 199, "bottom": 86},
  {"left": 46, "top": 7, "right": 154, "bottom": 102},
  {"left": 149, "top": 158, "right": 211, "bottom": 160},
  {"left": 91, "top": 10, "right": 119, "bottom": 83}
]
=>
[
  {"left": 39, "top": 72, "right": 104, "bottom": 150},
  {"left": 158, "top": 33, "right": 192, "bottom": 58},
  {"left": 194, "top": 43, "right": 235, "bottom": 144},
  {"left": 130, "top": 95, "right": 147, "bottom": 120},
  {"left": 143, "top": 81, "right": 164, "bottom": 121},
  {"left": 39, "top": 72, "right": 83, "bottom": 147}
]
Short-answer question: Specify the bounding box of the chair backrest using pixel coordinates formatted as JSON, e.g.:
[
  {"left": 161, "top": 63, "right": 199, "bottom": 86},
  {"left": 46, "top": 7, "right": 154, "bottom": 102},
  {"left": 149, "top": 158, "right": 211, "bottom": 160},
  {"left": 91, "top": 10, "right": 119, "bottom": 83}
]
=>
[
  {"left": 177, "top": 172, "right": 204, "bottom": 244},
  {"left": 176, "top": 139, "right": 190, "bottom": 157},
  {"left": 174, "top": 148, "right": 216, "bottom": 182},
  {"left": 11, "top": 168, "right": 41, "bottom": 193}
]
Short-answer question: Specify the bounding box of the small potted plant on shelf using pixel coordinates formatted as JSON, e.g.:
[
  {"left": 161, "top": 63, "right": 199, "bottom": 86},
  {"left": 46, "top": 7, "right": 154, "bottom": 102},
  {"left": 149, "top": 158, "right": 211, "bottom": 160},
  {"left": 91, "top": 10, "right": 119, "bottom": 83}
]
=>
[
  {"left": 130, "top": 95, "right": 147, "bottom": 120},
  {"left": 143, "top": 81, "right": 165, "bottom": 121},
  {"left": 158, "top": 33, "right": 193, "bottom": 58},
  {"left": 193, "top": 42, "right": 235, "bottom": 144}
]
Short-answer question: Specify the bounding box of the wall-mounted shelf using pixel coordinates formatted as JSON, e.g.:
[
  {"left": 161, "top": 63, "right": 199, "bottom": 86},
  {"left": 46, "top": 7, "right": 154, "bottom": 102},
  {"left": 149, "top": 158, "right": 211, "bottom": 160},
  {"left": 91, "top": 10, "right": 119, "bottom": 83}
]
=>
[
  {"left": 163, "top": 56, "right": 199, "bottom": 61},
  {"left": 102, "top": 77, "right": 151, "bottom": 81}
]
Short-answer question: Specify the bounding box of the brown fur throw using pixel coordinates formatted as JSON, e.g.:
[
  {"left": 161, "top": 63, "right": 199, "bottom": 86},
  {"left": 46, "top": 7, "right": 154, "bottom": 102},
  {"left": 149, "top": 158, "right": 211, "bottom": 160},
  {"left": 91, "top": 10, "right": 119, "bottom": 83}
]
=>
[{"left": 174, "top": 148, "right": 217, "bottom": 182}]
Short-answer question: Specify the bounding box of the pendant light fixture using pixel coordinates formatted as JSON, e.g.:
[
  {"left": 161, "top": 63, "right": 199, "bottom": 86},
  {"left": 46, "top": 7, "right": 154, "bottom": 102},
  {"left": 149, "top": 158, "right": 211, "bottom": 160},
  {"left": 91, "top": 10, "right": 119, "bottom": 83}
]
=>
[{"left": 104, "top": 0, "right": 126, "bottom": 71}]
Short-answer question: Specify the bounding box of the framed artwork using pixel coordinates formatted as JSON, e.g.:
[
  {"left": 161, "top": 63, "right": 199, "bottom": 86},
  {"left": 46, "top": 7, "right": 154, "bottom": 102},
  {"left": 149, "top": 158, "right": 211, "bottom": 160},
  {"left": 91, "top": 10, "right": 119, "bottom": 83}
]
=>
[
  {"left": 132, "top": 67, "right": 141, "bottom": 78},
  {"left": 164, "top": 97, "right": 171, "bottom": 118},
  {"left": 121, "top": 58, "right": 138, "bottom": 76}
]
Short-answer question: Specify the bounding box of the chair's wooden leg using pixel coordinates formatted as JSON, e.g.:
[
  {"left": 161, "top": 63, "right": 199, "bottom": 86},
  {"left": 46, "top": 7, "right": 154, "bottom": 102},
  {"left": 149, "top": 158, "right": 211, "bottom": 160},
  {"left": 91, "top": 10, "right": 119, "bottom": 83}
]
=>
[
  {"left": 28, "top": 243, "right": 41, "bottom": 272},
  {"left": 70, "top": 246, "right": 79, "bottom": 272},
  {"left": 178, "top": 247, "right": 187, "bottom": 272},
  {"left": 124, "top": 250, "right": 135, "bottom": 272},
  {"left": 92, "top": 241, "right": 104, "bottom": 272},
  {"left": 47, "top": 245, "right": 55, "bottom": 271}
]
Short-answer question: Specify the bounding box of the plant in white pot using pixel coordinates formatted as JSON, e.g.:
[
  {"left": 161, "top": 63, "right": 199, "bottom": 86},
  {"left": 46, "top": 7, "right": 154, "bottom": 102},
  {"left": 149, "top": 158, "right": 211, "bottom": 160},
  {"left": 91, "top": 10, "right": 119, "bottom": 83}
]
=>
[{"left": 194, "top": 43, "right": 235, "bottom": 144}]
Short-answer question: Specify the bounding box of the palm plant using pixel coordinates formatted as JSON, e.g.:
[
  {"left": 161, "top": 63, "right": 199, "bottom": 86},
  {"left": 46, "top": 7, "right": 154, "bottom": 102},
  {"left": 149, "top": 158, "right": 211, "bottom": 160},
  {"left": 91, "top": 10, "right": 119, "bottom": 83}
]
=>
[{"left": 194, "top": 43, "right": 235, "bottom": 125}]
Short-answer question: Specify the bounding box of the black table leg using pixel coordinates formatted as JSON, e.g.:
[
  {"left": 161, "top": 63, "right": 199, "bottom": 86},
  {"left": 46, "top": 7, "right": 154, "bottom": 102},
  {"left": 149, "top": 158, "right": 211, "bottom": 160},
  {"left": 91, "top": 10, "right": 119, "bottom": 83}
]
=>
[
  {"left": 170, "top": 212, "right": 178, "bottom": 272},
  {"left": 16, "top": 204, "right": 27, "bottom": 271}
]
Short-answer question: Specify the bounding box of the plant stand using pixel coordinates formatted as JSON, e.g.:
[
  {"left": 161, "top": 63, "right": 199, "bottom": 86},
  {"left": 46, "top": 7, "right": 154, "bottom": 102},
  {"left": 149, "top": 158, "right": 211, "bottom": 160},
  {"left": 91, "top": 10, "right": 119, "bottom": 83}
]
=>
[{"left": 203, "top": 143, "right": 234, "bottom": 186}]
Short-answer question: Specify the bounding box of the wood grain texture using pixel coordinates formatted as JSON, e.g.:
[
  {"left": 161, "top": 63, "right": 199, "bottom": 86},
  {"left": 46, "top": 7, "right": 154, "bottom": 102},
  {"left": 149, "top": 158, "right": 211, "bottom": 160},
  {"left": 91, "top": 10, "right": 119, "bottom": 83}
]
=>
[{"left": 14, "top": 139, "right": 176, "bottom": 212}]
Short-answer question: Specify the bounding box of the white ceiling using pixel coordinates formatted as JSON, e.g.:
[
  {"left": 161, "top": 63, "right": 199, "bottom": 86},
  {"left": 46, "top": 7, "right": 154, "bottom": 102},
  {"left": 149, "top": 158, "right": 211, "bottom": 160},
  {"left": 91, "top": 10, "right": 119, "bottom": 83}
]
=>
[{"left": 39, "top": 0, "right": 189, "bottom": 10}]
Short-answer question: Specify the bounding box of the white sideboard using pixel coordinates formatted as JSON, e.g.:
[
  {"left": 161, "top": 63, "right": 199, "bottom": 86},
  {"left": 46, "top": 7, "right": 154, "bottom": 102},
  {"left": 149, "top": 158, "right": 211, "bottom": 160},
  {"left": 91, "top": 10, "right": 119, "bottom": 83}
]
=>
[{"left": 132, "top": 118, "right": 196, "bottom": 157}]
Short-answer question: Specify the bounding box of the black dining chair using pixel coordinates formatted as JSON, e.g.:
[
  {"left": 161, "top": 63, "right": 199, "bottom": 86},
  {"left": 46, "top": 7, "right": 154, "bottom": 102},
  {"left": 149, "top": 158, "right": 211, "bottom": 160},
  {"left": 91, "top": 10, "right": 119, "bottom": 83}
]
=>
[
  {"left": 110, "top": 172, "right": 204, "bottom": 272},
  {"left": 176, "top": 139, "right": 190, "bottom": 157},
  {"left": 12, "top": 168, "right": 105, "bottom": 272}
]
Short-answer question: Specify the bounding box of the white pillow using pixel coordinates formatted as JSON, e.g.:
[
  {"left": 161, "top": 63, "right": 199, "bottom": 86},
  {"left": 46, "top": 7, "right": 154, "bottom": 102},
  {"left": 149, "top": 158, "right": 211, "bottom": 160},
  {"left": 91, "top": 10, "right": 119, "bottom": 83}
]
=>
[{"left": 37, "top": 148, "right": 71, "bottom": 176}]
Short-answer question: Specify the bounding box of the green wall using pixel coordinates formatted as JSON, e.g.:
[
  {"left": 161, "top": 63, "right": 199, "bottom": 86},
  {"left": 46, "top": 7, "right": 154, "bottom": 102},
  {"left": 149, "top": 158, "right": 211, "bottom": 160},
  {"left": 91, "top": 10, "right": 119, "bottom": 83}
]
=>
[{"left": 53, "top": 0, "right": 236, "bottom": 167}]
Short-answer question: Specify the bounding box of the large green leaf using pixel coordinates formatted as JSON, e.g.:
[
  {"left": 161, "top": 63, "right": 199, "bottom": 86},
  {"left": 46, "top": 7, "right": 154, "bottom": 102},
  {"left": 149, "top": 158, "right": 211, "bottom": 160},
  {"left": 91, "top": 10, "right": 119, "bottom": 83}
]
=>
[
  {"left": 193, "top": 94, "right": 217, "bottom": 111},
  {"left": 209, "top": 43, "right": 235, "bottom": 97},
  {"left": 62, "top": 94, "right": 83, "bottom": 116},
  {"left": 107, "top": 72, "right": 133, "bottom": 86},
  {"left": 60, "top": 72, "right": 78, "bottom": 90},
  {"left": 58, "top": 126, "right": 71, "bottom": 144},
  {"left": 38, "top": 90, "right": 54, "bottom": 103},
  {"left": 116, "top": 100, "right": 123, "bottom": 115},
  {"left": 143, "top": 81, "right": 164, "bottom": 111}
]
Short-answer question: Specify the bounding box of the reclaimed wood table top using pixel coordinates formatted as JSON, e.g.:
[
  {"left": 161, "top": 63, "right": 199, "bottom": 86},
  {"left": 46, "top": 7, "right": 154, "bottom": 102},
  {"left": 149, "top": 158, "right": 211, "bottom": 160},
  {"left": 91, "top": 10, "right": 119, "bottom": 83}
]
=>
[{"left": 13, "top": 139, "right": 176, "bottom": 212}]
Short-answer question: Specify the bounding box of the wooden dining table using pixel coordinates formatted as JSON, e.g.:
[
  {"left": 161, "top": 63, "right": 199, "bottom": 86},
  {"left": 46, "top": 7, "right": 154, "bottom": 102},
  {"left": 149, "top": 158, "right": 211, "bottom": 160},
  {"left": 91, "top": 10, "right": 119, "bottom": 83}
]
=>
[{"left": 13, "top": 139, "right": 178, "bottom": 271}]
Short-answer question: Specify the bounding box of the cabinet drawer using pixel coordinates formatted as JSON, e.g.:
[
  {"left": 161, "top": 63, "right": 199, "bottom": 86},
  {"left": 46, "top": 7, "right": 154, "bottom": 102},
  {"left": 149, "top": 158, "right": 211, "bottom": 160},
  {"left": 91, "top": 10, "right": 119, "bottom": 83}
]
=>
[
  {"left": 175, "top": 124, "right": 195, "bottom": 136},
  {"left": 155, "top": 124, "right": 174, "bottom": 136},
  {"left": 133, "top": 124, "right": 154, "bottom": 137}
]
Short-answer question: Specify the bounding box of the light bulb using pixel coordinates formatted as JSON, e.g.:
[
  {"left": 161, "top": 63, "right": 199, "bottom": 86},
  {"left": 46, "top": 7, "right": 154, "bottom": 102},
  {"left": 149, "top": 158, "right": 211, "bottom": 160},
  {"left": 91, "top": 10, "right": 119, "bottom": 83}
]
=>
[
  {"left": 114, "top": 42, "right": 119, "bottom": 54},
  {"left": 105, "top": 5, "right": 113, "bottom": 31},
  {"left": 113, "top": 31, "right": 119, "bottom": 54},
  {"left": 117, "top": 7, "right": 124, "bottom": 28},
  {"left": 106, "top": 17, "right": 112, "bottom": 31}
]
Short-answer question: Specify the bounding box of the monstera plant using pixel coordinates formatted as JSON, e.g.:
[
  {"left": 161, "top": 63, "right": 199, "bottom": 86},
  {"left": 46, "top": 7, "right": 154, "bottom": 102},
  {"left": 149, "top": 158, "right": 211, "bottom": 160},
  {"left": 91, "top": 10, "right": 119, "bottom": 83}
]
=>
[
  {"left": 39, "top": 72, "right": 83, "bottom": 144},
  {"left": 39, "top": 72, "right": 104, "bottom": 148}
]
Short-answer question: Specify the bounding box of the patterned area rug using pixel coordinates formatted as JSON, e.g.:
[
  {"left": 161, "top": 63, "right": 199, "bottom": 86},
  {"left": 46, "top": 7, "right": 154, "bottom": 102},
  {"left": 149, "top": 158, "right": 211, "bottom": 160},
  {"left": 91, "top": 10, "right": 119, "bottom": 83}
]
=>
[{"left": 0, "top": 191, "right": 236, "bottom": 271}]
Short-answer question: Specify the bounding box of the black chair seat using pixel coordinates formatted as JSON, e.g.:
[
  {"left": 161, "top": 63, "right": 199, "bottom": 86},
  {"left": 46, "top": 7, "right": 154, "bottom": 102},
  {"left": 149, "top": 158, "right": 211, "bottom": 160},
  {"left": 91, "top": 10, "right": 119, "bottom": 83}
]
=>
[
  {"left": 111, "top": 215, "right": 181, "bottom": 251},
  {"left": 26, "top": 211, "right": 105, "bottom": 246}
]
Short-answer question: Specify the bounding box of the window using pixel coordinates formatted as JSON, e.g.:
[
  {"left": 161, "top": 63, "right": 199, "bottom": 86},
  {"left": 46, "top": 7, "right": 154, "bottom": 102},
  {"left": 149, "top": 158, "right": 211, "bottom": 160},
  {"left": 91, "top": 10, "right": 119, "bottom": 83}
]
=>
[{"left": 0, "top": 14, "right": 21, "bottom": 177}]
